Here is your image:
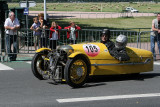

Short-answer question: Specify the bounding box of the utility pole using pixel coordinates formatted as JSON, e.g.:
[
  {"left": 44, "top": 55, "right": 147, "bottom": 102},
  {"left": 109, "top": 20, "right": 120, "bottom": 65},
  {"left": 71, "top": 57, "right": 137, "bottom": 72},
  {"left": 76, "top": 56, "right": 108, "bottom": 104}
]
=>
[
  {"left": 26, "top": 0, "right": 29, "bottom": 29},
  {"left": 26, "top": 0, "right": 29, "bottom": 53},
  {"left": 44, "top": 0, "right": 47, "bottom": 20}
]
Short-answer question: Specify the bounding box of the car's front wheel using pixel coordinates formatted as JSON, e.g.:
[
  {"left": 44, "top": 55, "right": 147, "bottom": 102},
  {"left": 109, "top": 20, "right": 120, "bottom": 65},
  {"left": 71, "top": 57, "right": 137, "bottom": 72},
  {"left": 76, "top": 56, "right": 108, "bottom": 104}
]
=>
[
  {"left": 65, "top": 56, "right": 89, "bottom": 88},
  {"left": 31, "top": 53, "right": 49, "bottom": 80}
]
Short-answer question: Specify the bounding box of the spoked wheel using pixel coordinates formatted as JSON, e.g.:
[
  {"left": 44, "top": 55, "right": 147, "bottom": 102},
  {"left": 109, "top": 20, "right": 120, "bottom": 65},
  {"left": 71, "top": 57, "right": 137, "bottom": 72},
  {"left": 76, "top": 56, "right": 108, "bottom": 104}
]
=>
[
  {"left": 65, "top": 56, "right": 89, "bottom": 88},
  {"left": 31, "top": 53, "right": 49, "bottom": 80}
]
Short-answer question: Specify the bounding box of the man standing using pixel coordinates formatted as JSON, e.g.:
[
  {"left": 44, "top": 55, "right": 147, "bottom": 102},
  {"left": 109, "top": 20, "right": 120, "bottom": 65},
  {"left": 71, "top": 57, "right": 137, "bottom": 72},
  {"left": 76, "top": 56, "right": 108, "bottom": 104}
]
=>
[
  {"left": 151, "top": 13, "right": 160, "bottom": 61},
  {"left": 4, "top": 11, "right": 20, "bottom": 61}
]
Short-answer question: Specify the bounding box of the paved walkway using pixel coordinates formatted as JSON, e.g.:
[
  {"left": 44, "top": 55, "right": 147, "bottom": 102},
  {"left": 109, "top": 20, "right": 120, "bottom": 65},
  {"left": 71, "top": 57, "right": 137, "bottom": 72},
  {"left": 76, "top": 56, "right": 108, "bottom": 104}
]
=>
[{"left": 29, "top": 11, "right": 155, "bottom": 19}]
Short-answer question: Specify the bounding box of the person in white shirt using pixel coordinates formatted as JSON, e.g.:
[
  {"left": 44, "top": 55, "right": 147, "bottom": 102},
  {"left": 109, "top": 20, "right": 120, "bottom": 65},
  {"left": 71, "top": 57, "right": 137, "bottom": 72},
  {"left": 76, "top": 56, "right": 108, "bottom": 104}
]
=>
[{"left": 4, "top": 11, "right": 20, "bottom": 61}]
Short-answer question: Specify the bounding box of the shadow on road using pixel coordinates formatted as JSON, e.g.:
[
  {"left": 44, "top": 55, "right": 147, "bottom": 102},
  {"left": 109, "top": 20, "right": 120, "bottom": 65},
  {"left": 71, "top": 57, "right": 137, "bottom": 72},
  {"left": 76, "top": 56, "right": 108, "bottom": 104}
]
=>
[
  {"left": 87, "top": 73, "right": 160, "bottom": 83},
  {"left": 46, "top": 73, "right": 160, "bottom": 88}
]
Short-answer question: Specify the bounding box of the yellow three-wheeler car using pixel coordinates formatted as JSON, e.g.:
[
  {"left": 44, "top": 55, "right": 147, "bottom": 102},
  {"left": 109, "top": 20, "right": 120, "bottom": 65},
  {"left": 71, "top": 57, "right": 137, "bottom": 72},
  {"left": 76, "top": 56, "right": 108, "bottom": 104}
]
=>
[{"left": 31, "top": 43, "right": 153, "bottom": 88}]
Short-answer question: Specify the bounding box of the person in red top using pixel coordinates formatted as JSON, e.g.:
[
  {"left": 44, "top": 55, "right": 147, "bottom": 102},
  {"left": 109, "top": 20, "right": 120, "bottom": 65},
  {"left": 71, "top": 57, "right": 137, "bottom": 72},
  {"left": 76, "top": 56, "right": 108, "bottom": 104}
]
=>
[
  {"left": 64, "top": 21, "right": 81, "bottom": 44},
  {"left": 49, "top": 21, "right": 61, "bottom": 49}
]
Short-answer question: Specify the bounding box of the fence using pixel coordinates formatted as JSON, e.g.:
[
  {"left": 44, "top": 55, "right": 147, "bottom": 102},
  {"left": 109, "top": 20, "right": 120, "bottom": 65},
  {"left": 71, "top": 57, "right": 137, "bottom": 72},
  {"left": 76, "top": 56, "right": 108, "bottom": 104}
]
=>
[
  {"left": 0, "top": 30, "right": 2, "bottom": 58},
  {"left": 0, "top": 29, "right": 159, "bottom": 62},
  {"left": 139, "top": 31, "right": 160, "bottom": 58}
]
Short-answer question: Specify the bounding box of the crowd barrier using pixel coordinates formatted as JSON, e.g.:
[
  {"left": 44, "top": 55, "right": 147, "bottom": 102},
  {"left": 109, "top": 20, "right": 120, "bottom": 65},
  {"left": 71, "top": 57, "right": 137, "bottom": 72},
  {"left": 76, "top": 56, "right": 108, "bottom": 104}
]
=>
[
  {"left": 139, "top": 31, "right": 160, "bottom": 56},
  {"left": 0, "top": 29, "right": 159, "bottom": 62}
]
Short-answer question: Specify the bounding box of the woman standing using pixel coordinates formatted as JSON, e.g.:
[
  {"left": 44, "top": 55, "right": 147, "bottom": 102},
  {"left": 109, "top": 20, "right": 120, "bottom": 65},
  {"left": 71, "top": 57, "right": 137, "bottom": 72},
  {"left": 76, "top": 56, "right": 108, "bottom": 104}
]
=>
[{"left": 49, "top": 22, "right": 61, "bottom": 50}]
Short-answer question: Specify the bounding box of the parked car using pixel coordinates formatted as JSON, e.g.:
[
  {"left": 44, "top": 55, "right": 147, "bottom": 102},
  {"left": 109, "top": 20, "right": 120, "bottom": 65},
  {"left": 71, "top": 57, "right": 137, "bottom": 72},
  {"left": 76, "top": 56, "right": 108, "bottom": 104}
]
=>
[
  {"left": 31, "top": 42, "right": 153, "bottom": 88},
  {"left": 125, "top": 7, "right": 139, "bottom": 13}
]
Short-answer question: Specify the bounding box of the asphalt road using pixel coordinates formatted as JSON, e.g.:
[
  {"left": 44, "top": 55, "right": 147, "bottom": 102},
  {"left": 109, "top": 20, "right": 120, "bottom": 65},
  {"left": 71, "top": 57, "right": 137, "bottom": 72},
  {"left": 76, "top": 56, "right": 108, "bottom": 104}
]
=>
[{"left": 0, "top": 61, "right": 160, "bottom": 107}]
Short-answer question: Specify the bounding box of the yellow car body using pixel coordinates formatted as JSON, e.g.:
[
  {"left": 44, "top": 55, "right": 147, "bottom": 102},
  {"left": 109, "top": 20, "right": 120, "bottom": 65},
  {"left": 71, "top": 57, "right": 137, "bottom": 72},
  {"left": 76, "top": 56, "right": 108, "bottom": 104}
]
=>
[{"left": 68, "top": 42, "right": 153, "bottom": 75}]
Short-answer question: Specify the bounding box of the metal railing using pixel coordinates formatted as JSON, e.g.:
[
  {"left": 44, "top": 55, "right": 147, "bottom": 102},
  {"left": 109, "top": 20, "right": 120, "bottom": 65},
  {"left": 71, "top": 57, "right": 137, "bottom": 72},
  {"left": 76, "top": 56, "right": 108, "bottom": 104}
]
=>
[
  {"left": 1, "top": 29, "right": 159, "bottom": 62},
  {"left": 139, "top": 31, "right": 160, "bottom": 57}
]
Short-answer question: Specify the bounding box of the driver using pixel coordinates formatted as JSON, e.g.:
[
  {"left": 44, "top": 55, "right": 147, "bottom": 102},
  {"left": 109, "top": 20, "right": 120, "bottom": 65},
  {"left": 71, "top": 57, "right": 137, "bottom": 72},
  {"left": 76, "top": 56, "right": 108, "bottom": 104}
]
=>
[
  {"left": 100, "top": 29, "right": 115, "bottom": 52},
  {"left": 101, "top": 30, "right": 130, "bottom": 61}
]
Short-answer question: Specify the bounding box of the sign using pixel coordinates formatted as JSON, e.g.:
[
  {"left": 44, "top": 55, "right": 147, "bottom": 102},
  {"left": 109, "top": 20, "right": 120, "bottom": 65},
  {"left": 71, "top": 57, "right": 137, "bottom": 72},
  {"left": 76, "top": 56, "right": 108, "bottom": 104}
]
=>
[
  {"left": 83, "top": 44, "right": 100, "bottom": 57},
  {"left": 19, "top": 1, "right": 36, "bottom": 8},
  {"left": 24, "top": 8, "right": 29, "bottom": 15}
]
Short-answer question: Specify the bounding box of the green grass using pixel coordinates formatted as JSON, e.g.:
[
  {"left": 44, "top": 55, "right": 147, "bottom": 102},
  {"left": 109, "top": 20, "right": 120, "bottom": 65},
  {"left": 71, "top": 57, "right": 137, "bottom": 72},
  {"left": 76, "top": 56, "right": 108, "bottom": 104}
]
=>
[
  {"left": 52, "top": 16, "right": 155, "bottom": 31},
  {"left": 8, "top": 2, "right": 160, "bottom": 13}
]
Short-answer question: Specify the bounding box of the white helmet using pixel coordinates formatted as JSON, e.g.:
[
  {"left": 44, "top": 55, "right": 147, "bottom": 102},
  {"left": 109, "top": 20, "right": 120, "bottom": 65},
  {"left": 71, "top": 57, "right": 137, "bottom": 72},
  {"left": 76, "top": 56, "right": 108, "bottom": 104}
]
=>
[{"left": 115, "top": 34, "right": 128, "bottom": 49}]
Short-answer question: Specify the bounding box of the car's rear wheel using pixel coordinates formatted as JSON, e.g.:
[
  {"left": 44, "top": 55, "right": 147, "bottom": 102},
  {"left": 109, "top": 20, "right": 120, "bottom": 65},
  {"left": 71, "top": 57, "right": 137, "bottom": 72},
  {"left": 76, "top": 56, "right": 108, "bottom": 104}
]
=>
[
  {"left": 31, "top": 53, "right": 49, "bottom": 80},
  {"left": 65, "top": 56, "right": 89, "bottom": 88}
]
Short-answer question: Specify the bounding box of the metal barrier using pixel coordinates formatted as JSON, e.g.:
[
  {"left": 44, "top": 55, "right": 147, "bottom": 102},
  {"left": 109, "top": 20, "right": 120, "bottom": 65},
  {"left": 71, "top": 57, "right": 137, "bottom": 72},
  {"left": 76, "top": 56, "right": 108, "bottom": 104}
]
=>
[
  {"left": 139, "top": 31, "right": 160, "bottom": 59},
  {"left": 0, "top": 30, "right": 2, "bottom": 59},
  {"left": 1, "top": 29, "right": 159, "bottom": 62}
]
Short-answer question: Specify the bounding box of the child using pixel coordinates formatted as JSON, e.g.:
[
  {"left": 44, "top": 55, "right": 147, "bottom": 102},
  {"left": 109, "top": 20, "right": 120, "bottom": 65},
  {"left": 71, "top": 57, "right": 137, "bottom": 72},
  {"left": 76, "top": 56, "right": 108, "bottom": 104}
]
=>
[
  {"left": 64, "top": 21, "right": 81, "bottom": 44},
  {"left": 30, "top": 17, "right": 41, "bottom": 50},
  {"left": 49, "top": 22, "right": 61, "bottom": 49}
]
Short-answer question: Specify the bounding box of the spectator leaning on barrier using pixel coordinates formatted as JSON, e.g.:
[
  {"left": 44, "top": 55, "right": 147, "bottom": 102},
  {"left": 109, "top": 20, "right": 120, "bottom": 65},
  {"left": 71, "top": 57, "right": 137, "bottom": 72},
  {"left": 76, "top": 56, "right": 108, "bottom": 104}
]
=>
[
  {"left": 64, "top": 21, "right": 81, "bottom": 44},
  {"left": 30, "top": 17, "right": 41, "bottom": 50},
  {"left": 38, "top": 13, "right": 49, "bottom": 48},
  {"left": 151, "top": 13, "right": 160, "bottom": 61},
  {"left": 4, "top": 11, "right": 20, "bottom": 61},
  {"left": 49, "top": 21, "right": 62, "bottom": 50}
]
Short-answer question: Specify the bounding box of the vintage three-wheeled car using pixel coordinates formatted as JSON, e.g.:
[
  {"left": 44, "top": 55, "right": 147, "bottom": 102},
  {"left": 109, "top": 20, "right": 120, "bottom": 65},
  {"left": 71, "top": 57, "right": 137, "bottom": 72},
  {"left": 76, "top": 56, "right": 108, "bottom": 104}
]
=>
[{"left": 31, "top": 43, "right": 153, "bottom": 88}]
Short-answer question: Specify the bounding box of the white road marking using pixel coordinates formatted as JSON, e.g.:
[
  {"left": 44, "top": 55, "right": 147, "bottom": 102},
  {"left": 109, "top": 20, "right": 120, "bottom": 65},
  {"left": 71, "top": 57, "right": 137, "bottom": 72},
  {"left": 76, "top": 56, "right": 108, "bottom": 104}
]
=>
[
  {"left": 154, "top": 62, "right": 160, "bottom": 65},
  {"left": 0, "top": 63, "right": 14, "bottom": 70},
  {"left": 57, "top": 93, "right": 160, "bottom": 103},
  {"left": 26, "top": 61, "right": 31, "bottom": 64}
]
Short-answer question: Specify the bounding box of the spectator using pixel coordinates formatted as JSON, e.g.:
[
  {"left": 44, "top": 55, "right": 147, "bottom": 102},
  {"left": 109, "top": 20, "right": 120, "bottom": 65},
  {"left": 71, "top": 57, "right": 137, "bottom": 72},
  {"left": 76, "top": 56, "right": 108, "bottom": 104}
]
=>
[
  {"left": 30, "top": 17, "right": 41, "bottom": 50},
  {"left": 4, "top": 11, "right": 20, "bottom": 61},
  {"left": 38, "top": 13, "right": 49, "bottom": 48},
  {"left": 150, "top": 13, "right": 160, "bottom": 61},
  {"left": 64, "top": 21, "right": 81, "bottom": 44},
  {"left": 49, "top": 22, "right": 62, "bottom": 50}
]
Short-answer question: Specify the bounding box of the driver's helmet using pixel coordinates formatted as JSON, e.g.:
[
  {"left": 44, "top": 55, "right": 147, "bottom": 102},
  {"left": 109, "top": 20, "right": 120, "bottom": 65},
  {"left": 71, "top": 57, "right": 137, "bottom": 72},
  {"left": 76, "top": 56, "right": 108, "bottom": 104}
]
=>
[
  {"left": 101, "top": 29, "right": 110, "bottom": 39},
  {"left": 115, "top": 34, "right": 128, "bottom": 49}
]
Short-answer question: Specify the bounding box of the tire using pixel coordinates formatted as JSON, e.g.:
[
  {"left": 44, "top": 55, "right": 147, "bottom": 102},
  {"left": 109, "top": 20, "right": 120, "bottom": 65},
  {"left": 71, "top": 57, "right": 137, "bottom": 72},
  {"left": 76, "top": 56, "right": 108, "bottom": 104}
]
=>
[
  {"left": 31, "top": 53, "right": 48, "bottom": 80},
  {"left": 64, "top": 56, "right": 90, "bottom": 88}
]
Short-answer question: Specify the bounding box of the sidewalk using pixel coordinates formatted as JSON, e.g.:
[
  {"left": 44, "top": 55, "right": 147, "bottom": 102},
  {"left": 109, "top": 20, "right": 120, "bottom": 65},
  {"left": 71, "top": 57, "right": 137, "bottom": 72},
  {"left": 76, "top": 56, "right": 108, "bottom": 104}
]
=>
[{"left": 29, "top": 11, "right": 155, "bottom": 19}]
